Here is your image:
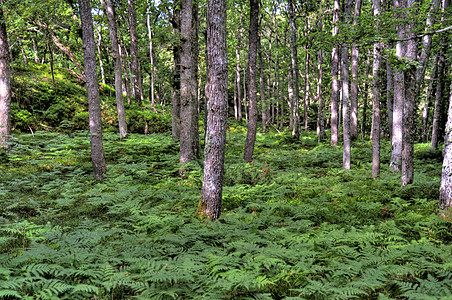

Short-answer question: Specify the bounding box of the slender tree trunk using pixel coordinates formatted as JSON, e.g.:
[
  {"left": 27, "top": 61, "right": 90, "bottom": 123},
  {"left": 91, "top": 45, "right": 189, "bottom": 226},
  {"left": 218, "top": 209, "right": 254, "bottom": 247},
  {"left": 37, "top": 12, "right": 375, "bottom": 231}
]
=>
[
  {"left": 259, "top": 39, "right": 268, "bottom": 131},
  {"left": 102, "top": 0, "right": 128, "bottom": 139},
  {"left": 416, "top": 0, "right": 441, "bottom": 92},
  {"left": 243, "top": 0, "right": 259, "bottom": 162},
  {"left": 361, "top": 50, "right": 371, "bottom": 140},
  {"left": 372, "top": 0, "right": 382, "bottom": 178},
  {"left": 430, "top": 42, "right": 446, "bottom": 149},
  {"left": 128, "top": 0, "right": 143, "bottom": 105},
  {"left": 147, "top": 7, "right": 156, "bottom": 107},
  {"left": 317, "top": 48, "right": 327, "bottom": 142},
  {"left": 198, "top": 0, "right": 228, "bottom": 221},
  {"left": 79, "top": 0, "right": 107, "bottom": 180},
  {"left": 342, "top": 0, "right": 353, "bottom": 170},
  {"left": 180, "top": 0, "right": 200, "bottom": 170},
  {"left": 401, "top": 0, "right": 418, "bottom": 187},
  {"left": 390, "top": 0, "right": 406, "bottom": 172},
  {"left": 171, "top": 4, "right": 181, "bottom": 139},
  {"left": 439, "top": 81, "right": 452, "bottom": 213},
  {"left": 236, "top": 47, "right": 242, "bottom": 122},
  {"left": 0, "top": 5, "right": 11, "bottom": 150},
  {"left": 330, "top": 0, "right": 340, "bottom": 146},
  {"left": 350, "top": 0, "right": 362, "bottom": 140},
  {"left": 386, "top": 58, "right": 394, "bottom": 141},
  {"left": 288, "top": 0, "right": 300, "bottom": 139},
  {"left": 32, "top": 37, "right": 39, "bottom": 63},
  {"left": 422, "top": 55, "right": 439, "bottom": 142},
  {"left": 303, "top": 25, "right": 311, "bottom": 130},
  {"left": 94, "top": 25, "right": 106, "bottom": 85}
]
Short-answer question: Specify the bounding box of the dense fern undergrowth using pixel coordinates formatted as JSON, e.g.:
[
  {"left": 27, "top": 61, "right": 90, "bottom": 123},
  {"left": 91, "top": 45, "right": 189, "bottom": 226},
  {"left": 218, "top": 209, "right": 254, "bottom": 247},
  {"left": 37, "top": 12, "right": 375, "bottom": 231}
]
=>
[{"left": 0, "top": 128, "right": 451, "bottom": 299}]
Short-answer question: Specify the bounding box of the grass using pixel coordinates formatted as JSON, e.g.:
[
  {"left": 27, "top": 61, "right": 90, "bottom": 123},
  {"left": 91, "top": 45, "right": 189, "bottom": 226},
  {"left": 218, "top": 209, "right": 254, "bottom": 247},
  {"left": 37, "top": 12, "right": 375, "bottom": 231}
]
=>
[{"left": 0, "top": 127, "right": 451, "bottom": 299}]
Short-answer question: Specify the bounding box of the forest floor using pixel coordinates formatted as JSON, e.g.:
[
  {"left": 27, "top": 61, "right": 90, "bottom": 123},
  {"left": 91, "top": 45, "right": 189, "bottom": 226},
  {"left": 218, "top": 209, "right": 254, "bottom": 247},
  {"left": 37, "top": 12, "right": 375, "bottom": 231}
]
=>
[{"left": 0, "top": 128, "right": 451, "bottom": 299}]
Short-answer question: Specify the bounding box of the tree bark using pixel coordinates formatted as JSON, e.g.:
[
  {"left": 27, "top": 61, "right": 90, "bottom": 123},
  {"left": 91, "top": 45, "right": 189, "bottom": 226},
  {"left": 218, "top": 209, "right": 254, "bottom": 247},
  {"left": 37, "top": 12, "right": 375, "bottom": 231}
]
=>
[
  {"left": 79, "top": 0, "right": 107, "bottom": 180},
  {"left": 342, "top": 0, "right": 353, "bottom": 170},
  {"left": 259, "top": 39, "right": 268, "bottom": 131},
  {"left": 243, "top": 0, "right": 259, "bottom": 162},
  {"left": 430, "top": 41, "right": 446, "bottom": 149},
  {"left": 422, "top": 55, "right": 439, "bottom": 142},
  {"left": 0, "top": 5, "right": 11, "bottom": 150},
  {"left": 128, "top": 0, "right": 143, "bottom": 105},
  {"left": 288, "top": 0, "right": 300, "bottom": 139},
  {"left": 361, "top": 50, "right": 371, "bottom": 140},
  {"left": 198, "top": 0, "right": 228, "bottom": 221},
  {"left": 401, "top": 0, "right": 418, "bottom": 187},
  {"left": 372, "top": 0, "right": 382, "bottom": 178},
  {"left": 350, "top": 0, "right": 362, "bottom": 141},
  {"left": 236, "top": 47, "right": 243, "bottom": 122},
  {"left": 439, "top": 81, "right": 452, "bottom": 213},
  {"left": 102, "top": 0, "right": 128, "bottom": 139},
  {"left": 171, "top": 3, "right": 181, "bottom": 140},
  {"left": 386, "top": 58, "right": 394, "bottom": 141},
  {"left": 331, "top": 0, "right": 340, "bottom": 146},
  {"left": 390, "top": 0, "right": 406, "bottom": 172},
  {"left": 147, "top": 7, "right": 157, "bottom": 107},
  {"left": 179, "top": 0, "right": 200, "bottom": 170},
  {"left": 317, "top": 48, "right": 327, "bottom": 142}
]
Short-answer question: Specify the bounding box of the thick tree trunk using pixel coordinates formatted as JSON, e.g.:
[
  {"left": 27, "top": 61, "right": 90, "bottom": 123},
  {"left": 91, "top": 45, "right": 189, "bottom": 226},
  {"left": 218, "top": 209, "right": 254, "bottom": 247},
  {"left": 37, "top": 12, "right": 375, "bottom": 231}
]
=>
[
  {"left": 0, "top": 6, "right": 11, "bottom": 150},
  {"left": 439, "top": 81, "right": 452, "bottom": 213},
  {"left": 102, "top": 0, "right": 128, "bottom": 139},
  {"left": 331, "top": 0, "right": 340, "bottom": 146},
  {"left": 198, "top": 0, "right": 228, "bottom": 221},
  {"left": 128, "top": 0, "right": 143, "bottom": 105},
  {"left": 372, "top": 0, "right": 382, "bottom": 178},
  {"left": 79, "top": 0, "right": 107, "bottom": 180},
  {"left": 180, "top": 0, "right": 200, "bottom": 170},
  {"left": 288, "top": 0, "right": 300, "bottom": 139},
  {"left": 243, "top": 0, "right": 259, "bottom": 162},
  {"left": 401, "top": 0, "right": 418, "bottom": 187}
]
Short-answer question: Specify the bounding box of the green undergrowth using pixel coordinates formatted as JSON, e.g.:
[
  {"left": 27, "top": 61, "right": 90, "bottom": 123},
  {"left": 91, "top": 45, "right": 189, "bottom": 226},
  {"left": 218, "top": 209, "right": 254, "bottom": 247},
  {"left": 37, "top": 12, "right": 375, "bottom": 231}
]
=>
[{"left": 0, "top": 129, "right": 451, "bottom": 299}]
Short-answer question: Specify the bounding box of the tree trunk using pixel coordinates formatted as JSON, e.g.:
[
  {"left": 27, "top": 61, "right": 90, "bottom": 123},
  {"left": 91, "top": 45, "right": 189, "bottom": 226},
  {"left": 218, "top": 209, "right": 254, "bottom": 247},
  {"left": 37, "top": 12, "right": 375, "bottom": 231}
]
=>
[
  {"left": 430, "top": 42, "right": 446, "bottom": 149},
  {"left": 422, "top": 55, "right": 439, "bottom": 142},
  {"left": 331, "top": 0, "right": 340, "bottom": 146},
  {"left": 180, "top": 0, "right": 200, "bottom": 170},
  {"left": 259, "top": 39, "right": 268, "bottom": 131},
  {"left": 390, "top": 0, "right": 406, "bottom": 172},
  {"left": 147, "top": 7, "right": 156, "bottom": 107},
  {"left": 342, "top": 0, "right": 353, "bottom": 170},
  {"left": 288, "top": 0, "right": 300, "bottom": 139},
  {"left": 79, "top": 0, "right": 107, "bottom": 180},
  {"left": 102, "top": 0, "right": 128, "bottom": 139},
  {"left": 198, "top": 0, "right": 228, "bottom": 221},
  {"left": 94, "top": 25, "right": 106, "bottom": 85},
  {"left": 386, "top": 59, "right": 394, "bottom": 141},
  {"left": 438, "top": 81, "right": 452, "bottom": 213},
  {"left": 401, "top": 0, "right": 418, "bottom": 187},
  {"left": 236, "top": 47, "right": 242, "bottom": 122},
  {"left": 372, "top": 0, "right": 382, "bottom": 178},
  {"left": 128, "top": 0, "right": 143, "bottom": 105},
  {"left": 243, "top": 0, "right": 259, "bottom": 162},
  {"left": 350, "top": 0, "right": 362, "bottom": 141},
  {"left": 317, "top": 48, "right": 327, "bottom": 142},
  {"left": 171, "top": 4, "right": 181, "bottom": 139},
  {"left": 0, "top": 5, "right": 11, "bottom": 150}
]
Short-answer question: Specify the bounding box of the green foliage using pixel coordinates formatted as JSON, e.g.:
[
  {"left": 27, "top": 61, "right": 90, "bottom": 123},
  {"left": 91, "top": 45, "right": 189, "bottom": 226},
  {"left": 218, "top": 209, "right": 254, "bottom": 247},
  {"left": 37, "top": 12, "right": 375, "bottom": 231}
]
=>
[{"left": 0, "top": 130, "right": 451, "bottom": 299}]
